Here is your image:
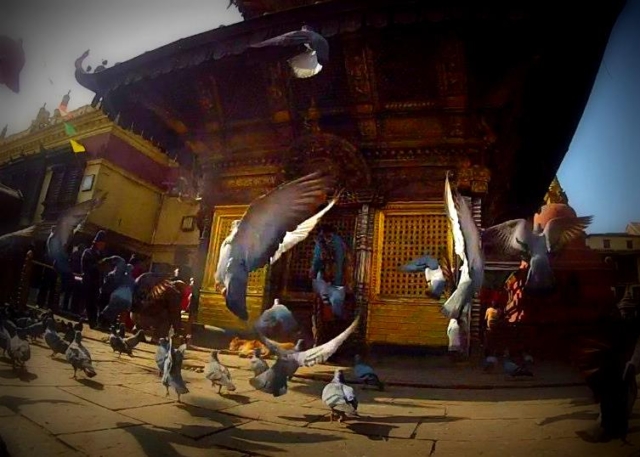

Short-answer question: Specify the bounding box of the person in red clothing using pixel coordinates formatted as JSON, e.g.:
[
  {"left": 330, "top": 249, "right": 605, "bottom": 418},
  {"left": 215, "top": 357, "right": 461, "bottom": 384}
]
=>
[{"left": 173, "top": 265, "right": 193, "bottom": 313}]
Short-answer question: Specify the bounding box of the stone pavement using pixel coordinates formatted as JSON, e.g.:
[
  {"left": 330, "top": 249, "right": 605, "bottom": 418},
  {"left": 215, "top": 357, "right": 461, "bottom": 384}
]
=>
[{"left": 2, "top": 326, "right": 640, "bottom": 456}]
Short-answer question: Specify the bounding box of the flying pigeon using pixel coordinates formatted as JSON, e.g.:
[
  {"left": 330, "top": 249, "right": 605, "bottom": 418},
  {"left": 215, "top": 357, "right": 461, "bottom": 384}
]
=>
[
  {"left": 215, "top": 171, "right": 337, "bottom": 321},
  {"left": 254, "top": 298, "right": 299, "bottom": 340},
  {"left": 251, "top": 315, "right": 360, "bottom": 397},
  {"left": 250, "top": 347, "right": 269, "bottom": 377},
  {"left": 250, "top": 25, "right": 329, "bottom": 79},
  {"left": 46, "top": 193, "right": 108, "bottom": 279},
  {"left": 322, "top": 369, "right": 359, "bottom": 423},
  {"left": 400, "top": 254, "right": 446, "bottom": 299},
  {"left": 440, "top": 172, "right": 484, "bottom": 326},
  {"left": 353, "top": 354, "right": 384, "bottom": 391},
  {"left": 0, "top": 35, "right": 25, "bottom": 93},
  {"left": 482, "top": 214, "right": 592, "bottom": 293},
  {"left": 205, "top": 350, "right": 236, "bottom": 394},
  {"left": 65, "top": 331, "right": 97, "bottom": 379}
]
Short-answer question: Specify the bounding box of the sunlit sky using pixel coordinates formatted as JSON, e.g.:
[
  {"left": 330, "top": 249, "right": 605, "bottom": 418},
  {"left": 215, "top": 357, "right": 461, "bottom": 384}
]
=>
[{"left": 1, "top": 0, "right": 638, "bottom": 233}]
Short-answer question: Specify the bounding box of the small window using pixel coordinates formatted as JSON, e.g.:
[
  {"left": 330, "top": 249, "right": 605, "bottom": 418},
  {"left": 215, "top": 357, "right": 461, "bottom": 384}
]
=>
[
  {"left": 627, "top": 240, "right": 634, "bottom": 249},
  {"left": 603, "top": 239, "right": 611, "bottom": 249}
]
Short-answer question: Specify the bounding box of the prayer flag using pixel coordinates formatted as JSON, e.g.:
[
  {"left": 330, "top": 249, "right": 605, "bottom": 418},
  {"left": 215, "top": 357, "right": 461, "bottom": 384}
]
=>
[
  {"left": 64, "top": 122, "right": 77, "bottom": 136},
  {"left": 70, "top": 139, "right": 85, "bottom": 153}
]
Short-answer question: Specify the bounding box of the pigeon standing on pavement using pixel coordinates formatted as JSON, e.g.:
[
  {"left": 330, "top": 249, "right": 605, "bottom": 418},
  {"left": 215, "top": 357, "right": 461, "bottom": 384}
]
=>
[
  {"left": 250, "top": 25, "right": 329, "bottom": 78},
  {"left": 249, "top": 348, "right": 269, "bottom": 377},
  {"left": 322, "top": 369, "right": 359, "bottom": 423},
  {"left": 44, "top": 318, "right": 69, "bottom": 358},
  {"left": 3, "top": 320, "right": 30, "bottom": 370},
  {"left": 161, "top": 328, "right": 189, "bottom": 402},
  {"left": 65, "top": 331, "right": 97, "bottom": 379},
  {"left": 353, "top": 354, "right": 384, "bottom": 391},
  {"left": 108, "top": 327, "right": 132, "bottom": 357},
  {"left": 205, "top": 350, "right": 236, "bottom": 394},
  {"left": 251, "top": 315, "right": 360, "bottom": 397}
]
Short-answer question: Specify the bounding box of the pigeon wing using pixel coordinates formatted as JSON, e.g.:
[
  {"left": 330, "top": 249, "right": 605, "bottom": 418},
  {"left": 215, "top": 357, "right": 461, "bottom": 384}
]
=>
[
  {"left": 270, "top": 194, "right": 339, "bottom": 265},
  {"left": 0, "top": 225, "right": 36, "bottom": 256},
  {"left": 445, "top": 173, "right": 467, "bottom": 267},
  {"left": 543, "top": 215, "right": 593, "bottom": 252},
  {"left": 292, "top": 315, "right": 360, "bottom": 367},
  {"left": 452, "top": 186, "right": 484, "bottom": 291},
  {"left": 232, "top": 171, "right": 335, "bottom": 272},
  {"left": 51, "top": 193, "right": 107, "bottom": 250},
  {"left": 250, "top": 30, "right": 315, "bottom": 49},
  {"left": 400, "top": 254, "right": 440, "bottom": 273},
  {"left": 482, "top": 219, "right": 532, "bottom": 255}
]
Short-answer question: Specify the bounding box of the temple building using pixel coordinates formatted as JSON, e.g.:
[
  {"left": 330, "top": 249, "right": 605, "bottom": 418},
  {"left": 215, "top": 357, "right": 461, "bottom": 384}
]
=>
[
  {"left": 73, "top": 0, "right": 624, "bottom": 352},
  {"left": 0, "top": 102, "right": 200, "bottom": 272}
]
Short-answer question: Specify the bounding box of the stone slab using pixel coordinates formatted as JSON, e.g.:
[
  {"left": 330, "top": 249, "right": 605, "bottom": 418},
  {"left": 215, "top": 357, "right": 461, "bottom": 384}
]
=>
[
  {"left": 445, "top": 402, "right": 599, "bottom": 420},
  {"left": 60, "top": 384, "right": 174, "bottom": 410},
  {"left": 414, "top": 417, "right": 550, "bottom": 442},
  {"left": 117, "top": 403, "right": 250, "bottom": 439},
  {"left": 221, "top": 400, "right": 328, "bottom": 427},
  {"left": 179, "top": 384, "right": 259, "bottom": 412},
  {"left": 0, "top": 415, "right": 85, "bottom": 457},
  {"left": 3, "top": 386, "right": 143, "bottom": 435},
  {"left": 59, "top": 424, "right": 246, "bottom": 457},
  {"left": 202, "top": 419, "right": 436, "bottom": 457}
]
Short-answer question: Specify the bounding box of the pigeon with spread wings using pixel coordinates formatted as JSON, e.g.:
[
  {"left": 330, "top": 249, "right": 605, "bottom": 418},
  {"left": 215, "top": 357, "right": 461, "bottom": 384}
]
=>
[
  {"left": 250, "top": 25, "right": 329, "bottom": 79},
  {"left": 441, "top": 173, "right": 484, "bottom": 352},
  {"left": 482, "top": 214, "right": 592, "bottom": 292},
  {"left": 400, "top": 254, "right": 447, "bottom": 299},
  {"left": 215, "top": 171, "right": 337, "bottom": 321},
  {"left": 250, "top": 315, "right": 360, "bottom": 397}
]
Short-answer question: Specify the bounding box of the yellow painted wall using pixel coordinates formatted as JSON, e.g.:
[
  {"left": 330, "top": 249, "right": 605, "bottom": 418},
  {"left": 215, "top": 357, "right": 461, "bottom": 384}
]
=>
[{"left": 84, "top": 159, "right": 161, "bottom": 244}]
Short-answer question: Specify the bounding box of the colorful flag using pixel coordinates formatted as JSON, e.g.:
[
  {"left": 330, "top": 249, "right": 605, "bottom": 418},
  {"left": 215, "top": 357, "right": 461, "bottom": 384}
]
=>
[
  {"left": 64, "top": 122, "right": 77, "bottom": 136},
  {"left": 69, "top": 139, "right": 86, "bottom": 154},
  {"left": 58, "top": 90, "right": 71, "bottom": 117}
]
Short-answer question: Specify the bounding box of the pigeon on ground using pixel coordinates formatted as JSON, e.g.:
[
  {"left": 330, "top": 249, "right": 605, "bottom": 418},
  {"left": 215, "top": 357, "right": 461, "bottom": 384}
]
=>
[
  {"left": 353, "top": 354, "right": 384, "bottom": 391},
  {"left": 3, "top": 320, "right": 30, "bottom": 370},
  {"left": 162, "top": 328, "right": 188, "bottom": 401},
  {"left": 205, "top": 350, "right": 236, "bottom": 394},
  {"left": 44, "top": 318, "right": 69, "bottom": 358},
  {"left": 503, "top": 350, "right": 533, "bottom": 377},
  {"left": 250, "top": 25, "right": 329, "bottom": 78},
  {"left": 65, "top": 331, "right": 97, "bottom": 379},
  {"left": 322, "top": 369, "right": 359, "bottom": 423},
  {"left": 124, "top": 329, "right": 147, "bottom": 351},
  {"left": 155, "top": 338, "right": 170, "bottom": 377},
  {"left": 400, "top": 254, "right": 446, "bottom": 299},
  {"left": 250, "top": 348, "right": 269, "bottom": 377},
  {"left": 482, "top": 214, "right": 592, "bottom": 293},
  {"left": 215, "top": 171, "right": 337, "bottom": 321},
  {"left": 251, "top": 315, "right": 360, "bottom": 397},
  {"left": 108, "top": 327, "right": 132, "bottom": 357}
]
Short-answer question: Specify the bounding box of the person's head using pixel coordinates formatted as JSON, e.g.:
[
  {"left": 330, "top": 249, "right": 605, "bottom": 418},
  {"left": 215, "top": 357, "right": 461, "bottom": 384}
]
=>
[
  {"left": 317, "top": 224, "right": 335, "bottom": 242},
  {"left": 92, "top": 230, "right": 106, "bottom": 252}
]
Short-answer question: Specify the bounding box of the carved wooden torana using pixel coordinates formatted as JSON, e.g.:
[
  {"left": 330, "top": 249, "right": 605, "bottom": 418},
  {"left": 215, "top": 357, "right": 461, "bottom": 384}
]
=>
[{"left": 75, "top": 0, "right": 624, "bottom": 349}]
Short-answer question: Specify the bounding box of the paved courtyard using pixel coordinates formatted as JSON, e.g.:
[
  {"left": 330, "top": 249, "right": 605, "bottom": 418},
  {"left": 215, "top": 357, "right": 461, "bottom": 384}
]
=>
[{"left": 2, "top": 327, "right": 640, "bottom": 457}]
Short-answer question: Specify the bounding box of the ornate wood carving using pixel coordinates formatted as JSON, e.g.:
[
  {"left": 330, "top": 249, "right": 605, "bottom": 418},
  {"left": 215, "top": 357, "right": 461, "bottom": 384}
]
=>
[
  {"left": 353, "top": 203, "right": 376, "bottom": 349},
  {"left": 362, "top": 147, "right": 481, "bottom": 166},
  {"left": 436, "top": 34, "right": 467, "bottom": 106},
  {"left": 285, "top": 133, "right": 372, "bottom": 191},
  {"left": 265, "top": 61, "right": 291, "bottom": 123}
]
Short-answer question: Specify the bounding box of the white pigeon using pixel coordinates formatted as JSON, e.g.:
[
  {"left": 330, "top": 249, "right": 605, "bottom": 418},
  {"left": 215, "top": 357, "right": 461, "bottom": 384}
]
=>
[
  {"left": 441, "top": 172, "right": 484, "bottom": 325},
  {"left": 250, "top": 25, "right": 329, "bottom": 79},
  {"left": 482, "top": 214, "right": 592, "bottom": 292},
  {"left": 214, "top": 171, "right": 338, "bottom": 321},
  {"left": 205, "top": 350, "right": 236, "bottom": 394},
  {"left": 251, "top": 315, "right": 360, "bottom": 397},
  {"left": 322, "top": 369, "right": 359, "bottom": 423}
]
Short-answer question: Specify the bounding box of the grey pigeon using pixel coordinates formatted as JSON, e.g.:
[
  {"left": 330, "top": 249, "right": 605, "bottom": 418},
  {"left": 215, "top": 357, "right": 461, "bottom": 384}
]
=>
[
  {"left": 483, "top": 214, "right": 592, "bottom": 292},
  {"left": 155, "top": 338, "right": 170, "bottom": 377},
  {"left": 215, "top": 171, "right": 336, "bottom": 321},
  {"left": 400, "top": 254, "right": 446, "bottom": 299},
  {"left": 251, "top": 315, "right": 360, "bottom": 397},
  {"left": 250, "top": 25, "right": 329, "bottom": 78},
  {"left": 124, "top": 329, "right": 147, "bottom": 351},
  {"left": 322, "top": 369, "right": 359, "bottom": 422},
  {"left": 441, "top": 172, "right": 484, "bottom": 321},
  {"left": 353, "top": 354, "right": 384, "bottom": 391},
  {"left": 44, "top": 318, "right": 69, "bottom": 357},
  {"left": 205, "top": 350, "right": 236, "bottom": 394},
  {"left": 65, "top": 331, "right": 97, "bottom": 379},
  {"left": 4, "top": 320, "right": 30, "bottom": 369},
  {"left": 161, "top": 330, "right": 189, "bottom": 401},
  {"left": 46, "top": 194, "right": 107, "bottom": 278},
  {"left": 249, "top": 348, "right": 269, "bottom": 377},
  {"left": 108, "top": 327, "right": 132, "bottom": 357}
]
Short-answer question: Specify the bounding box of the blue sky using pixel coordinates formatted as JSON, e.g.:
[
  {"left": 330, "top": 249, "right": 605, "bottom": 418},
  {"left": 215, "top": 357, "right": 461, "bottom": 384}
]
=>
[{"left": 1, "top": 0, "right": 637, "bottom": 233}]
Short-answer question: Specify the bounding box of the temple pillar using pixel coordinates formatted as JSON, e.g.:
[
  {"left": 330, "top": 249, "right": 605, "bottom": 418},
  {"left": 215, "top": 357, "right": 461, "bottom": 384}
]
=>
[{"left": 353, "top": 202, "right": 376, "bottom": 352}]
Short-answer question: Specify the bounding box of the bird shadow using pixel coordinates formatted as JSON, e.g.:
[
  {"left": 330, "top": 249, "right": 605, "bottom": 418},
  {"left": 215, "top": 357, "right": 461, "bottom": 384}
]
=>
[
  {"left": 76, "top": 378, "right": 104, "bottom": 390},
  {"left": 0, "top": 395, "right": 80, "bottom": 414},
  {"left": 537, "top": 410, "right": 600, "bottom": 426},
  {"left": 278, "top": 414, "right": 328, "bottom": 424},
  {"left": 0, "top": 367, "right": 38, "bottom": 383},
  {"left": 219, "top": 393, "right": 252, "bottom": 405},
  {"left": 344, "top": 421, "right": 398, "bottom": 440}
]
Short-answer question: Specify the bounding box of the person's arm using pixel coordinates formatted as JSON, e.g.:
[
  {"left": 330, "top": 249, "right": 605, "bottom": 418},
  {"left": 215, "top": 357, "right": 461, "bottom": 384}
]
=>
[{"left": 310, "top": 241, "right": 323, "bottom": 278}]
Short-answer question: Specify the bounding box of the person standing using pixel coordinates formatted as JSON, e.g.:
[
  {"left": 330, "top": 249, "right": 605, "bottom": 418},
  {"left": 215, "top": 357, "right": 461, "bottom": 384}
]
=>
[{"left": 81, "top": 231, "right": 106, "bottom": 329}]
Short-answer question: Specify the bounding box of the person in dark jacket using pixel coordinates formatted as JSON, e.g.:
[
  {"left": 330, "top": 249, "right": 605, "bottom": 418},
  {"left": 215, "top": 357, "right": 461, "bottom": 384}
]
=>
[
  {"left": 60, "top": 243, "right": 85, "bottom": 313},
  {"left": 81, "top": 231, "right": 106, "bottom": 328}
]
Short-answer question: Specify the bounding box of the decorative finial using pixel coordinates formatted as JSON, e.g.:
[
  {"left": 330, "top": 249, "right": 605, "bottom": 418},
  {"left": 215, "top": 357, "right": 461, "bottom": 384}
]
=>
[{"left": 544, "top": 176, "right": 568, "bottom": 205}]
